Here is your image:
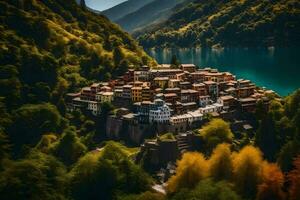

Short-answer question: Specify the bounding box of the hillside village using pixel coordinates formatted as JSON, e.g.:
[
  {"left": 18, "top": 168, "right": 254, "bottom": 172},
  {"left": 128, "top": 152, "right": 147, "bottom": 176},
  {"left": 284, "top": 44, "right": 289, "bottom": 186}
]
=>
[
  {"left": 1, "top": 1, "right": 300, "bottom": 200},
  {"left": 65, "top": 63, "right": 278, "bottom": 171}
]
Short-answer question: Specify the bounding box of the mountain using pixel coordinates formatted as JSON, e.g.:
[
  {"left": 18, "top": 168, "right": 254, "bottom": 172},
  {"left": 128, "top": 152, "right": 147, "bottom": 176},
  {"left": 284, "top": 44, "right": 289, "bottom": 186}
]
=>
[
  {"left": 137, "top": 0, "right": 300, "bottom": 48},
  {"left": 102, "top": 0, "right": 155, "bottom": 22},
  {"left": 115, "top": 0, "right": 188, "bottom": 33},
  {"left": 0, "top": 0, "right": 155, "bottom": 110},
  {"left": 76, "top": 0, "right": 128, "bottom": 12}
]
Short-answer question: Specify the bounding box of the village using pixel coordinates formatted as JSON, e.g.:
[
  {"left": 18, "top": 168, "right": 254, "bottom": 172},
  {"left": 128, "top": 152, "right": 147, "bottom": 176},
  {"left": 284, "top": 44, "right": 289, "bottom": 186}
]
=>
[{"left": 65, "top": 64, "right": 277, "bottom": 174}]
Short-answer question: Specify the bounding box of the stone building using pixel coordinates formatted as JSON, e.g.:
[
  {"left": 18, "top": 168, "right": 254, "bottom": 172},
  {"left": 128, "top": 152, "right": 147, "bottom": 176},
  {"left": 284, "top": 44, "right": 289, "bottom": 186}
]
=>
[{"left": 149, "top": 99, "right": 171, "bottom": 124}]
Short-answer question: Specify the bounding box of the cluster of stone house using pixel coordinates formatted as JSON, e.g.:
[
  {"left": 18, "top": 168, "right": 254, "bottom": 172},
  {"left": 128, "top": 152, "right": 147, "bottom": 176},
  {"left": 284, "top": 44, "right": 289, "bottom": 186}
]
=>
[
  {"left": 66, "top": 64, "right": 274, "bottom": 124},
  {"left": 70, "top": 68, "right": 275, "bottom": 146},
  {"left": 66, "top": 82, "right": 114, "bottom": 115}
]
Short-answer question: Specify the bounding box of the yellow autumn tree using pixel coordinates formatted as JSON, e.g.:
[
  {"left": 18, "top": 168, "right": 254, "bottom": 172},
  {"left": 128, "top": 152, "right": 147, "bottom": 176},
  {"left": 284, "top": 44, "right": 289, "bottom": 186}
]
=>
[
  {"left": 209, "top": 143, "right": 233, "bottom": 181},
  {"left": 166, "top": 152, "right": 209, "bottom": 194},
  {"left": 232, "top": 145, "right": 264, "bottom": 198},
  {"left": 199, "top": 119, "right": 234, "bottom": 154},
  {"left": 256, "top": 162, "right": 285, "bottom": 200}
]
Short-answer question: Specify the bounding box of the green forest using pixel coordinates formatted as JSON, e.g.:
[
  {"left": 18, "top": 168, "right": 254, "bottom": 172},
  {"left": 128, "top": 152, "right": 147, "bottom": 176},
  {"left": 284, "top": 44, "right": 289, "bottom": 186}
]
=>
[
  {"left": 0, "top": 0, "right": 300, "bottom": 200},
  {"left": 137, "top": 0, "right": 300, "bottom": 48},
  {"left": 0, "top": 1, "right": 155, "bottom": 198}
]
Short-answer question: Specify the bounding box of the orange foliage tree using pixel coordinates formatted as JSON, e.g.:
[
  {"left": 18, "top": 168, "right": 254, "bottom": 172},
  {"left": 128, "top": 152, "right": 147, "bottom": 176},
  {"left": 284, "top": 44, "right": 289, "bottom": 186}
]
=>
[
  {"left": 232, "top": 145, "right": 264, "bottom": 198},
  {"left": 209, "top": 143, "right": 233, "bottom": 181},
  {"left": 166, "top": 152, "right": 209, "bottom": 194},
  {"left": 257, "top": 163, "right": 285, "bottom": 200},
  {"left": 287, "top": 155, "right": 300, "bottom": 200}
]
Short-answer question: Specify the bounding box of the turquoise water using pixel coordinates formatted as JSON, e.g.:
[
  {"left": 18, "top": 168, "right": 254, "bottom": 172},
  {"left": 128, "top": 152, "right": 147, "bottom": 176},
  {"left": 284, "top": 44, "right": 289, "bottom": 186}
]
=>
[{"left": 146, "top": 48, "right": 300, "bottom": 96}]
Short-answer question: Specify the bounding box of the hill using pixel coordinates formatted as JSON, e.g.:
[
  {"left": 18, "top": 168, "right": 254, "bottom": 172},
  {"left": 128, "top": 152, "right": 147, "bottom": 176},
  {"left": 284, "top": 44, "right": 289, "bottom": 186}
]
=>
[
  {"left": 102, "top": 0, "right": 155, "bottom": 22},
  {"left": 0, "top": 0, "right": 155, "bottom": 111},
  {"left": 137, "top": 0, "right": 300, "bottom": 48},
  {"left": 115, "top": 0, "right": 189, "bottom": 33}
]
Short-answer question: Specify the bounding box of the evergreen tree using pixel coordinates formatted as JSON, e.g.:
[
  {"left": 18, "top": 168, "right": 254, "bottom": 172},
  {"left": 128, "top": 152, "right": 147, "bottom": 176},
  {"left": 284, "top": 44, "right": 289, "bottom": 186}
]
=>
[
  {"left": 113, "top": 46, "right": 124, "bottom": 67},
  {"left": 80, "top": 0, "right": 86, "bottom": 9},
  {"left": 255, "top": 114, "right": 278, "bottom": 161},
  {"left": 52, "top": 127, "right": 87, "bottom": 166},
  {"left": 0, "top": 130, "right": 10, "bottom": 167},
  {"left": 170, "top": 55, "right": 180, "bottom": 68},
  {"left": 277, "top": 141, "right": 300, "bottom": 172},
  {"left": 116, "top": 59, "right": 129, "bottom": 76}
]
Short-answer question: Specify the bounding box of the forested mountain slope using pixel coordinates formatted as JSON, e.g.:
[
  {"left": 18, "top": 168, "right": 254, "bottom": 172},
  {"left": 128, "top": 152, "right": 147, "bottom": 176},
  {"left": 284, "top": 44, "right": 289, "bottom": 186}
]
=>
[
  {"left": 115, "top": 0, "right": 189, "bottom": 33},
  {"left": 137, "top": 0, "right": 300, "bottom": 48},
  {"left": 102, "top": 0, "right": 155, "bottom": 22},
  {"left": 0, "top": 0, "right": 154, "bottom": 109}
]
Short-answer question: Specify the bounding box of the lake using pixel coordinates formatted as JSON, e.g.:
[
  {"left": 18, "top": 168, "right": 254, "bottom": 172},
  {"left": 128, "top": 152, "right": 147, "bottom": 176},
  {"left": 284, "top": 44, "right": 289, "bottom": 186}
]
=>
[{"left": 146, "top": 48, "right": 300, "bottom": 96}]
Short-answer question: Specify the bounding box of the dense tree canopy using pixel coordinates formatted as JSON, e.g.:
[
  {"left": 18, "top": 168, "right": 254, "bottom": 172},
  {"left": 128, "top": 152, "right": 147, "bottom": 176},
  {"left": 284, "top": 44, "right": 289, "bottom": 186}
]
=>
[
  {"left": 170, "top": 179, "right": 242, "bottom": 200},
  {"left": 70, "top": 142, "right": 152, "bottom": 200},
  {"left": 8, "top": 103, "right": 63, "bottom": 156},
  {"left": 0, "top": 151, "right": 68, "bottom": 200},
  {"left": 255, "top": 90, "right": 300, "bottom": 165}
]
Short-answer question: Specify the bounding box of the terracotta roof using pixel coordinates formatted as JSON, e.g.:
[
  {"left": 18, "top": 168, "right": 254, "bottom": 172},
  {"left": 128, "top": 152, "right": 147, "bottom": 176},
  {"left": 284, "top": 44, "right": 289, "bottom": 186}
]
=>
[
  {"left": 123, "top": 85, "right": 133, "bottom": 88},
  {"left": 220, "top": 95, "right": 234, "bottom": 101},
  {"left": 131, "top": 87, "right": 142, "bottom": 90},
  {"left": 82, "top": 87, "right": 91, "bottom": 91},
  {"left": 164, "top": 93, "right": 177, "bottom": 97},
  {"left": 239, "top": 98, "right": 256, "bottom": 103},
  {"left": 192, "top": 83, "right": 205, "bottom": 87},
  {"left": 154, "top": 77, "right": 169, "bottom": 81},
  {"left": 181, "top": 64, "right": 196, "bottom": 67},
  {"left": 204, "top": 81, "right": 216, "bottom": 85}
]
